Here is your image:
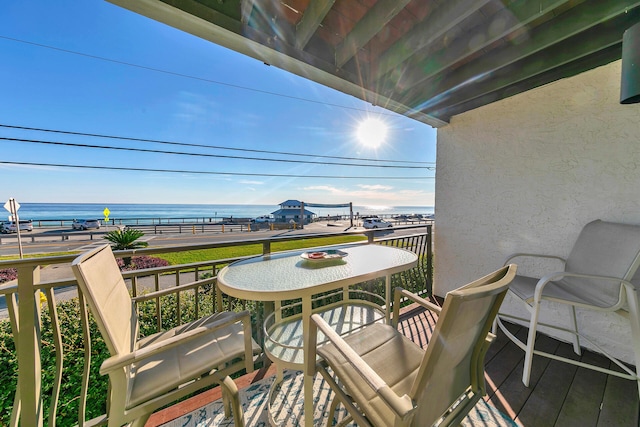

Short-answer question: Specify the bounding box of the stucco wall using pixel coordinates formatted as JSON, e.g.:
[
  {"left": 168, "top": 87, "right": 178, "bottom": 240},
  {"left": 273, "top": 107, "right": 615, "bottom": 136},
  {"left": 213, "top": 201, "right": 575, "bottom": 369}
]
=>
[{"left": 435, "top": 60, "right": 640, "bottom": 363}]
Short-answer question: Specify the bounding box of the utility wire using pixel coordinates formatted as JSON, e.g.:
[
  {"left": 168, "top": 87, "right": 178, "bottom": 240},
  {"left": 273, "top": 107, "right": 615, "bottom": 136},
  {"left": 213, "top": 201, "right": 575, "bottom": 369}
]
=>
[
  {"left": 1, "top": 137, "right": 432, "bottom": 170},
  {"left": 0, "top": 124, "right": 434, "bottom": 166},
  {"left": 0, "top": 35, "right": 400, "bottom": 116},
  {"left": 0, "top": 161, "right": 434, "bottom": 180}
]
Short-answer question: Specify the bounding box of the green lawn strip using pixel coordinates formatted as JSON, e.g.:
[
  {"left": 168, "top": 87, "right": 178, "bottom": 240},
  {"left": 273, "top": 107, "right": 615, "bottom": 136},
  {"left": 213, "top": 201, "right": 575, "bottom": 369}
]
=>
[
  {"left": 0, "top": 251, "right": 80, "bottom": 261},
  {"left": 156, "top": 235, "right": 366, "bottom": 265}
]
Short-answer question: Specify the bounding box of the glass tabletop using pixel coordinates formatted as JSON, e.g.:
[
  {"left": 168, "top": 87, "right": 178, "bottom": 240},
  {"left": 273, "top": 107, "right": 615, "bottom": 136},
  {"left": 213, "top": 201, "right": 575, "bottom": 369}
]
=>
[{"left": 217, "top": 244, "right": 418, "bottom": 300}]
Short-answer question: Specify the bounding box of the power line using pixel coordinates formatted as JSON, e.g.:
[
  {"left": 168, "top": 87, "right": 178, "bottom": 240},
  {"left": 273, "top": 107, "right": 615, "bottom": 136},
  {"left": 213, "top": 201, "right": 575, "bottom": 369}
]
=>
[
  {"left": 0, "top": 161, "right": 435, "bottom": 180},
  {"left": 0, "top": 35, "right": 400, "bottom": 116},
  {"left": 0, "top": 124, "right": 434, "bottom": 166},
  {"left": 1, "top": 137, "right": 431, "bottom": 170}
]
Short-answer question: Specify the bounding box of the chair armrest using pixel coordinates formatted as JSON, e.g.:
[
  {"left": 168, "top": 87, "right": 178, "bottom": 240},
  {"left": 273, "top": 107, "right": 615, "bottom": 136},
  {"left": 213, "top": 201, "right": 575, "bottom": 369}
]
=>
[
  {"left": 394, "top": 288, "right": 442, "bottom": 314},
  {"left": 534, "top": 272, "right": 636, "bottom": 300},
  {"left": 131, "top": 276, "right": 215, "bottom": 303},
  {"left": 392, "top": 288, "right": 441, "bottom": 327},
  {"left": 100, "top": 310, "right": 252, "bottom": 375},
  {"left": 309, "top": 314, "right": 416, "bottom": 421},
  {"left": 503, "top": 252, "right": 566, "bottom": 266}
]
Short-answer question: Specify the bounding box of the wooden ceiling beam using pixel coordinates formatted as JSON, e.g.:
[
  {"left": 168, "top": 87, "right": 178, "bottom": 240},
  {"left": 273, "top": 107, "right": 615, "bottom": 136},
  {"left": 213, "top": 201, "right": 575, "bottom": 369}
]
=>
[
  {"left": 295, "top": 0, "right": 335, "bottom": 50},
  {"left": 434, "top": 45, "right": 623, "bottom": 122},
  {"left": 402, "top": 0, "right": 640, "bottom": 110},
  {"left": 372, "top": 0, "right": 492, "bottom": 81},
  {"left": 395, "top": 0, "right": 573, "bottom": 91},
  {"left": 240, "top": 0, "right": 257, "bottom": 24},
  {"left": 335, "top": 0, "right": 411, "bottom": 68},
  {"left": 421, "top": 13, "right": 635, "bottom": 117}
]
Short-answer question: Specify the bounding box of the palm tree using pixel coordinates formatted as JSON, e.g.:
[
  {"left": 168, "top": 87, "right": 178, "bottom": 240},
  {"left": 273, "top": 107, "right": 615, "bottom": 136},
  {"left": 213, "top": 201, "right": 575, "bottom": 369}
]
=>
[{"left": 103, "top": 228, "right": 148, "bottom": 266}]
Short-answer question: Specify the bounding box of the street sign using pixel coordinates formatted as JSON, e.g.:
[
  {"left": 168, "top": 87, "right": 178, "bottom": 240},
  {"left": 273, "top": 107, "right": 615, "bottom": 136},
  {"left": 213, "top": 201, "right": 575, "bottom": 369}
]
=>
[
  {"left": 103, "top": 207, "right": 110, "bottom": 222},
  {"left": 4, "top": 198, "right": 20, "bottom": 213},
  {"left": 4, "top": 198, "right": 23, "bottom": 258}
]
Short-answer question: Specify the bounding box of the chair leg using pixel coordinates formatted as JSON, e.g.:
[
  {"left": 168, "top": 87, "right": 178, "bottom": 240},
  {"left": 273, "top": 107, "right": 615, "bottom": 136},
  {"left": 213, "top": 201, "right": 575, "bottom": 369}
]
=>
[
  {"left": 625, "top": 287, "right": 640, "bottom": 399},
  {"left": 522, "top": 302, "right": 541, "bottom": 387},
  {"left": 222, "top": 382, "right": 232, "bottom": 418},
  {"left": 129, "top": 414, "right": 151, "bottom": 427},
  {"left": 328, "top": 393, "right": 341, "bottom": 426},
  {"left": 568, "top": 305, "right": 581, "bottom": 355},
  {"left": 221, "top": 376, "right": 245, "bottom": 427}
]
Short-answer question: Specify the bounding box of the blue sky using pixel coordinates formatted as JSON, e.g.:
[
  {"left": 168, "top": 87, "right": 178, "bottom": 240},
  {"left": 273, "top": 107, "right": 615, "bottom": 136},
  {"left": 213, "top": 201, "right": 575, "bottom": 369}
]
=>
[{"left": 0, "top": 0, "right": 436, "bottom": 207}]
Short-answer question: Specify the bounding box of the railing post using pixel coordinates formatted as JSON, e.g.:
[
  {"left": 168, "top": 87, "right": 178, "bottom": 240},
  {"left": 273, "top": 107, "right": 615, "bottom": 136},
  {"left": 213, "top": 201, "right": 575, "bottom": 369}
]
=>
[
  {"left": 263, "top": 241, "right": 271, "bottom": 255},
  {"left": 426, "top": 224, "right": 433, "bottom": 288},
  {"left": 367, "top": 231, "right": 374, "bottom": 244},
  {"left": 16, "top": 264, "right": 43, "bottom": 427}
]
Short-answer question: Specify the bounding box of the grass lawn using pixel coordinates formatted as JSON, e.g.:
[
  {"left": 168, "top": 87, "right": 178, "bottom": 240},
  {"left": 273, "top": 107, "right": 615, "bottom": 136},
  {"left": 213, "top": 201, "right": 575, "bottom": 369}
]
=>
[{"left": 156, "top": 235, "right": 367, "bottom": 265}]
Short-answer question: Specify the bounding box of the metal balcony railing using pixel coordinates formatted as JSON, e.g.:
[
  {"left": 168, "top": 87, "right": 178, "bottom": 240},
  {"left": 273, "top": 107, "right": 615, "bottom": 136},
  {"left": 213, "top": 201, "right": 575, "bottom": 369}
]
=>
[{"left": 0, "top": 225, "right": 432, "bottom": 426}]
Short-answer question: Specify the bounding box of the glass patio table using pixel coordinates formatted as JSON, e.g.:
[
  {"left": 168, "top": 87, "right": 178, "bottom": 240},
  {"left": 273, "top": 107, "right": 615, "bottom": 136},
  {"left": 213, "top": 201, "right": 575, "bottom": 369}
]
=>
[{"left": 217, "top": 243, "right": 418, "bottom": 426}]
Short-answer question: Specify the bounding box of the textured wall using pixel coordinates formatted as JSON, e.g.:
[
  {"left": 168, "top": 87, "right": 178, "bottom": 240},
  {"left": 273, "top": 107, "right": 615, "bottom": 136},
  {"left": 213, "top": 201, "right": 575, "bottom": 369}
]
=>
[{"left": 435, "top": 60, "right": 640, "bottom": 362}]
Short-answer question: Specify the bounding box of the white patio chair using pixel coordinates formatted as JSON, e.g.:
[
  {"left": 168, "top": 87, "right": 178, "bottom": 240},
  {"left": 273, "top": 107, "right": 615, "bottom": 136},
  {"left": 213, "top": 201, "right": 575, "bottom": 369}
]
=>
[
  {"left": 495, "top": 219, "right": 640, "bottom": 397},
  {"left": 309, "top": 265, "right": 516, "bottom": 427},
  {"left": 72, "top": 244, "right": 261, "bottom": 427}
]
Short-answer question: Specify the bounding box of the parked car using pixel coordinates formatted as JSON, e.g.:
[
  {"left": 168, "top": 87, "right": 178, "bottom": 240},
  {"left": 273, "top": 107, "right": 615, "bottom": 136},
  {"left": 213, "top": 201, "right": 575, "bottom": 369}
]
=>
[
  {"left": 72, "top": 219, "right": 101, "bottom": 230},
  {"left": 1, "top": 220, "right": 33, "bottom": 233},
  {"left": 363, "top": 218, "right": 392, "bottom": 229},
  {"left": 252, "top": 215, "right": 274, "bottom": 223}
]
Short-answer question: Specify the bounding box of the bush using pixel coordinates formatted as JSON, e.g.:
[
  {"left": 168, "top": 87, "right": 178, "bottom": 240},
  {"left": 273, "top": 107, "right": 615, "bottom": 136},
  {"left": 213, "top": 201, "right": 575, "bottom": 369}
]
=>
[
  {"left": 0, "top": 268, "right": 17, "bottom": 284},
  {"left": 116, "top": 255, "right": 169, "bottom": 271},
  {"left": 0, "top": 298, "right": 109, "bottom": 425}
]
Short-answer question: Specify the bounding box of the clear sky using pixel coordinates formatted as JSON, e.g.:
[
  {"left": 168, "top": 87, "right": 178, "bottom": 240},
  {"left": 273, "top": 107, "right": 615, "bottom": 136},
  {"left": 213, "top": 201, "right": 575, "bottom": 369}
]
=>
[{"left": 0, "top": 0, "right": 437, "bottom": 207}]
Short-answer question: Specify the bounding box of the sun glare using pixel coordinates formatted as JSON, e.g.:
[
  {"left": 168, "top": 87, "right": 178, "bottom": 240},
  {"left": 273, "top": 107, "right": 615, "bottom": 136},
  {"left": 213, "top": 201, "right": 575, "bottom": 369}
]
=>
[{"left": 356, "top": 117, "right": 388, "bottom": 148}]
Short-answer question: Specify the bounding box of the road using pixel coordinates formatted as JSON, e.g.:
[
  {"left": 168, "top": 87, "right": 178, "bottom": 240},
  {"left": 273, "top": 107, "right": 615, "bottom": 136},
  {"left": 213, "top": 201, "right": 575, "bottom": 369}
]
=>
[{"left": 0, "top": 221, "right": 422, "bottom": 257}]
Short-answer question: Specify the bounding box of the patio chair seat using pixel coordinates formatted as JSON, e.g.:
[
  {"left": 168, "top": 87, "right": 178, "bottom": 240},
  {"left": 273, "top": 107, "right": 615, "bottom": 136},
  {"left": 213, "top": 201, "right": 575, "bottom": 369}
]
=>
[
  {"left": 131, "top": 312, "right": 261, "bottom": 407},
  {"left": 508, "top": 274, "right": 619, "bottom": 308},
  {"left": 317, "top": 323, "right": 423, "bottom": 426}
]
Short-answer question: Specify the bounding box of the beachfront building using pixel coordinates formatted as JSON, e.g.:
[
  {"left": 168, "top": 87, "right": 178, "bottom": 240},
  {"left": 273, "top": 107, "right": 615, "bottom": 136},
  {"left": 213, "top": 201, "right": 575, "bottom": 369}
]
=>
[{"left": 270, "top": 199, "right": 315, "bottom": 224}]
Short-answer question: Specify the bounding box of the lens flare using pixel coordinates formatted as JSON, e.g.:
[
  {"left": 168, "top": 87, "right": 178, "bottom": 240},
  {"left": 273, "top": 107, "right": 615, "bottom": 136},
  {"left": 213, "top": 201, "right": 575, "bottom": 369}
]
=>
[{"left": 356, "top": 118, "right": 388, "bottom": 148}]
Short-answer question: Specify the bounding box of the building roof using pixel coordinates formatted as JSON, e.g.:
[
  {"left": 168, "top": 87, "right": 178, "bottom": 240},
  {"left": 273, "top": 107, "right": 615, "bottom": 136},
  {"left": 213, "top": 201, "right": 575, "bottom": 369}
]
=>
[
  {"left": 279, "top": 200, "right": 302, "bottom": 207},
  {"left": 108, "top": 0, "right": 638, "bottom": 127},
  {"left": 271, "top": 208, "right": 315, "bottom": 216}
]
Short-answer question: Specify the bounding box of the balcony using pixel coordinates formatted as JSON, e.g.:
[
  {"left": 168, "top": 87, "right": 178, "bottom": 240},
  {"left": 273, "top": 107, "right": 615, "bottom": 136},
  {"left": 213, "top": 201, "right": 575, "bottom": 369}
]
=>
[{"left": 1, "top": 223, "right": 637, "bottom": 426}]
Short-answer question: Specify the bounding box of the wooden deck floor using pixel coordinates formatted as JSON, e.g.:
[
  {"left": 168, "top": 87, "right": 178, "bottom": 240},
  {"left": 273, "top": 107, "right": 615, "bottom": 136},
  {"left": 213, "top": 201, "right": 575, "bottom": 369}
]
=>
[{"left": 148, "top": 303, "right": 639, "bottom": 427}]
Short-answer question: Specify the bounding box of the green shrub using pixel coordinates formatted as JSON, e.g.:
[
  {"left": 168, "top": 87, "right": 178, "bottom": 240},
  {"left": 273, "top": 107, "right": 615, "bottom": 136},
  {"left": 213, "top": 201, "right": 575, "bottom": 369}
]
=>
[{"left": 0, "top": 289, "right": 259, "bottom": 426}]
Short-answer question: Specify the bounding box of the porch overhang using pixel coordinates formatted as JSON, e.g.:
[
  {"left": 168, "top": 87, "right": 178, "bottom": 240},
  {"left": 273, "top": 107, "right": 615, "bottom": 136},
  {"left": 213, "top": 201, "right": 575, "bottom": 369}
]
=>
[{"left": 108, "top": 0, "right": 640, "bottom": 127}]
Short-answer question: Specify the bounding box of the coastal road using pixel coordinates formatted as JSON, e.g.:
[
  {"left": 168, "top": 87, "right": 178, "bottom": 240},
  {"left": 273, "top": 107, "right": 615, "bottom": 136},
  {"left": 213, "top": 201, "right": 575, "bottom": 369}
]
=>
[{"left": 0, "top": 221, "right": 423, "bottom": 257}]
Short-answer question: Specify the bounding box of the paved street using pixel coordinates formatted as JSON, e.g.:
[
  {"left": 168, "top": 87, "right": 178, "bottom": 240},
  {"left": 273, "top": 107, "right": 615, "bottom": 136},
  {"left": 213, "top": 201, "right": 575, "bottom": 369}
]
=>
[{"left": 0, "top": 220, "right": 413, "bottom": 257}]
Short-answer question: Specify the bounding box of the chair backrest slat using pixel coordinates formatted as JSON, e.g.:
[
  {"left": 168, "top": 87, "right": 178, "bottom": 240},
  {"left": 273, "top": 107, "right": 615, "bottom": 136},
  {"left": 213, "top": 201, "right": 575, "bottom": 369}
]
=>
[
  {"left": 72, "top": 244, "right": 137, "bottom": 356},
  {"left": 410, "top": 265, "right": 516, "bottom": 425}
]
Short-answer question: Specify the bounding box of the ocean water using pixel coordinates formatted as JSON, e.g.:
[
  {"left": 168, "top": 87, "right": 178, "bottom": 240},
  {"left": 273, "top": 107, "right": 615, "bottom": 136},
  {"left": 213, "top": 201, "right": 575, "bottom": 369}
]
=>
[{"left": 9, "top": 203, "right": 433, "bottom": 221}]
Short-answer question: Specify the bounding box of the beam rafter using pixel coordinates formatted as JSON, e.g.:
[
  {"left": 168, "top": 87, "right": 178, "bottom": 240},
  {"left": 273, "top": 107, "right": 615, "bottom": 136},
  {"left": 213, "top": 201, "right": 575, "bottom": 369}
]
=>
[
  {"left": 335, "top": 0, "right": 411, "bottom": 68},
  {"left": 372, "top": 0, "right": 492, "bottom": 81},
  {"left": 401, "top": 0, "right": 640, "bottom": 112},
  {"left": 389, "top": 0, "right": 573, "bottom": 91},
  {"left": 425, "top": 15, "right": 633, "bottom": 117},
  {"left": 295, "top": 0, "right": 335, "bottom": 50}
]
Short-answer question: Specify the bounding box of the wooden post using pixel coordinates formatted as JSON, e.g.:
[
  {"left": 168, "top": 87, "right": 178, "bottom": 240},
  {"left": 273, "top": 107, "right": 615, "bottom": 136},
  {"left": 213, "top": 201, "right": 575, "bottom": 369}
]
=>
[{"left": 16, "top": 264, "right": 43, "bottom": 427}]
